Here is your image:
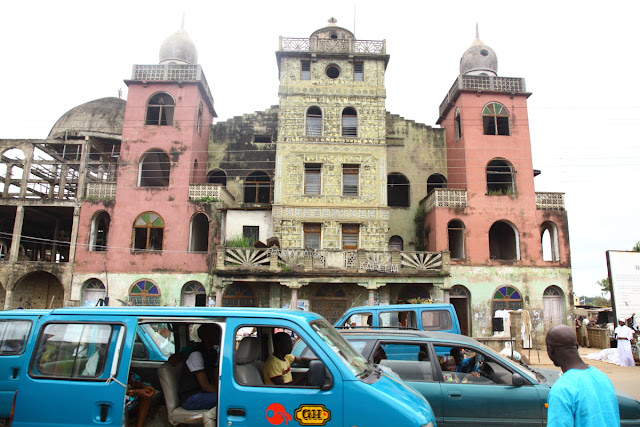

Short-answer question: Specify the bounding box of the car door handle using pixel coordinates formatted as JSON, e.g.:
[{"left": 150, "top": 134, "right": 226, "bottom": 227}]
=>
[
  {"left": 11, "top": 367, "right": 19, "bottom": 379},
  {"left": 447, "top": 392, "right": 462, "bottom": 399},
  {"left": 100, "top": 403, "right": 110, "bottom": 422},
  {"left": 228, "top": 408, "right": 246, "bottom": 417}
]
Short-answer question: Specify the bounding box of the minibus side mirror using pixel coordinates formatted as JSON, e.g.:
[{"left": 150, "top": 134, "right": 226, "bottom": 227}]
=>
[{"left": 308, "top": 360, "right": 333, "bottom": 390}]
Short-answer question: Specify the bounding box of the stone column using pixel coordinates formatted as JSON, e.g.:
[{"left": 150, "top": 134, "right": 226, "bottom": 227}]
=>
[
  {"left": 216, "top": 245, "right": 226, "bottom": 270},
  {"left": 8, "top": 205, "right": 24, "bottom": 262},
  {"left": 368, "top": 289, "right": 375, "bottom": 306},
  {"left": 290, "top": 288, "right": 298, "bottom": 310},
  {"left": 67, "top": 207, "right": 80, "bottom": 264}
]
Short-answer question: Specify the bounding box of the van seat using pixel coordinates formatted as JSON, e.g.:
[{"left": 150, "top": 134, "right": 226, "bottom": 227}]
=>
[
  {"left": 157, "top": 361, "right": 216, "bottom": 425},
  {"left": 234, "top": 337, "right": 263, "bottom": 385}
]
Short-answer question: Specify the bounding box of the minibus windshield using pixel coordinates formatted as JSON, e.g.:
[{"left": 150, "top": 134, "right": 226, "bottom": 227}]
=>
[{"left": 310, "top": 319, "right": 371, "bottom": 377}]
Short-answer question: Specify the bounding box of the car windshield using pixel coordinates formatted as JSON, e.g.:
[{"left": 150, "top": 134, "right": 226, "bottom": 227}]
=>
[{"left": 310, "top": 319, "right": 371, "bottom": 377}]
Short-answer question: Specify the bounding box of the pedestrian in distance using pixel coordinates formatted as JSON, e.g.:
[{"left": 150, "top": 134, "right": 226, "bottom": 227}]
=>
[
  {"left": 614, "top": 318, "right": 635, "bottom": 367},
  {"left": 545, "top": 324, "right": 619, "bottom": 427}
]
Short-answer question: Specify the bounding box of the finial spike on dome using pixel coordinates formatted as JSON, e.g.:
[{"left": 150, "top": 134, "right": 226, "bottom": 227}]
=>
[
  {"left": 476, "top": 23, "right": 479, "bottom": 39},
  {"left": 181, "top": 12, "right": 185, "bottom": 30},
  {"left": 328, "top": 17, "right": 337, "bottom": 26}
]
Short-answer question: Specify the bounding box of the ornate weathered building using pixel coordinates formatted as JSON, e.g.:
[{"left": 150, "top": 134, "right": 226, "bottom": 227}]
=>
[{"left": 0, "top": 20, "right": 571, "bottom": 340}]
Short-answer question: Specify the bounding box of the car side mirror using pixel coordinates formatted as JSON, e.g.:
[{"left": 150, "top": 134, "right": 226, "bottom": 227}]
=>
[
  {"left": 512, "top": 373, "right": 525, "bottom": 387},
  {"left": 308, "top": 360, "right": 333, "bottom": 390}
]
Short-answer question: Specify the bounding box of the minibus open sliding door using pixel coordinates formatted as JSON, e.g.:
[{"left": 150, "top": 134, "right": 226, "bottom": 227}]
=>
[{"left": 12, "top": 315, "right": 138, "bottom": 426}]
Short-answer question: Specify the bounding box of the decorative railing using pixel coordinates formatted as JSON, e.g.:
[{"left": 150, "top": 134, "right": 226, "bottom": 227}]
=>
[
  {"left": 279, "top": 37, "right": 386, "bottom": 54},
  {"left": 535, "top": 192, "right": 565, "bottom": 210},
  {"left": 188, "top": 184, "right": 235, "bottom": 207},
  {"left": 131, "top": 64, "right": 214, "bottom": 112},
  {"left": 216, "top": 246, "right": 449, "bottom": 274},
  {"left": 422, "top": 189, "right": 467, "bottom": 213},
  {"left": 85, "top": 182, "right": 116, "bottom": 200},
  {"left": 439, "top": 75, "right": 527, "bottom": 118}
]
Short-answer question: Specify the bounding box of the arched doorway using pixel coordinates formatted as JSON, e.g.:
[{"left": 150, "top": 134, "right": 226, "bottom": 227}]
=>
[
  {"left": 543, "top": 286, "right": 564, "bottom": 330},
  {"left": 223, "top": 283, "right": 258, "bottom": 307},
  {"left": 449, "top": 285, "right": 470, "bottom": 336},
  {"left": 12, "top": 271, "right": 64, "bottom": 309},
  {"left": 82, "top": 278, "right": 106, "bottom": 306},
  {"left": 311, "top": 284, "right": 348, "bottom": 324},
  {"left": 182, "top": 281, "right": 207, "bottom": 307}
]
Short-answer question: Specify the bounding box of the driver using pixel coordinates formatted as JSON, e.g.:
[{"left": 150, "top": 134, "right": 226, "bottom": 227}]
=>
[
  {"left": 450, "top": 348, "right": 481, "bottom": 378},
  {"left": 264, "top": 332, "right": 310, "bottom": 385}
]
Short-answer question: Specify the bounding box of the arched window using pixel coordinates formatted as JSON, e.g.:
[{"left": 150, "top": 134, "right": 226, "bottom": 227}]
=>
[
  {"left": 189, "top": 213, "right": 209, "bottom": 253},
  {"left": 223, "top": 283, "right": 257, "bottom": 307},
  {"left": 388, "top": 235, "right": 403, "bottom": 251},
  {"left": 486, "top": 159, "right": 514, "bottom": 195},
  {"left": 342, "top": 107, "right": 357, "bottom": 137},
  {"left": 133, "top": 212, "right": 164, "bottom": 252},
  {"left": 482, "top": 102, "right": 509, "bottom": 135},
  {"left": 489, "top": 220, "right": 519, "bottom": 260},
  {"left": 306, "top": 106, "right": 322, "bottom": 136},
  {"left": 139, "top": 149, "right": 170, "bottom": 187},
  {"left": 129, "top": 280, "right": 161, "bottom": 306},
  {"left": 182, "top": 281, "right": 206, "bottom": 306},
  {"left": 82, "top": 279, "right": 106, "bottom": 307},
  {"left": 492, "top": 285, "right": 523, "bottom": 312},
  {"left": 89, "top": 211, "right": 110, "bottom": 251},
  {"left": 145, "top": 92, "right": 175, "bottom": 126},
  {"left": 207, "top": 169, "right": 227, "bottom": 186},
  {"left": 541, "top": 221, "right": 559, "bottom": 261},
  {"left": 427, "top": 174, "right": 447, "bottom": 195},
  {"left": 387, "top": 173, "right": 410, "bottom": 207},
  {"left": 454, "top": 108, "right": 462, "bottom": 141},
  {"left": 448, "top": 219, "right": 465, "bottom": 259},
  {"left": 197, "top": 102, "right": 203, "bottom": 135},
  {"left": 244, "top": 171, "right": 271, "bottom": 204}
]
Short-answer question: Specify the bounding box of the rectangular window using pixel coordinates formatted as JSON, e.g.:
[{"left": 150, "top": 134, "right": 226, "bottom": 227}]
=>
[
  {"left": 243, "top": 226, "right": 259, "bottom": 244},
  {"left": 304, "top": 223, "right": 321, "bottom": 249},
  {"left": 0, "top": 320, "right": 31, "bottom": 355},
  {"left": 33, "top": 323, "right": 114, "bottom": 379},
  {"left": 301, "top": 61, "right": 311, "bottom": 80},
  {"left": 342, "top": 165, "right": 359, "bottom": 196},
  {"left": 253, "top": 135, "right": 271, "bottom": 143},
  {"left": 304, "top": 164, "right": 321, "bottom": 195},
  {"left": 342, "top": 224, "right": 359, "bottom": 250},
  {"left": 354, "top": 62, "right": 364, "bottom": 82}
]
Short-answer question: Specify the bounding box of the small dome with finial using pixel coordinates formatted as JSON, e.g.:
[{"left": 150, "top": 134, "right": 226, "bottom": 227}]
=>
[
  {"left": 460, "top": 25, "right": 497, "bottom": 76},
  {"left": 310, "top": 17, "right": 355, "bottom": 41},
  {"left": 159, "top": 18, "right": 198, "bottom": 65}
]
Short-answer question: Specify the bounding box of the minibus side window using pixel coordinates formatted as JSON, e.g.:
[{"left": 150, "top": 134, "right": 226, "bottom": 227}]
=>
[
  {"left": 33, "top": 323, "right": 113, "bottom": 378},
  {"left": 234, "top": 326, "right": 321, "bottom": 388},
  {"left": 0, "top": 320, "right": 31, "bottom": 355},
  {"left": 421, "top": 310, "right": 452, "bottom": 331}
]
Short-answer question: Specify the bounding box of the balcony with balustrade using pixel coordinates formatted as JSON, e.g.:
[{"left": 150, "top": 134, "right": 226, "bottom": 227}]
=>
[
  {"left": 84, "top": 183, "right": 236, "bottom": 207},
  {"left": 279, "top": 37, "right": 386, "bottom": 55},
  {"left": 215, "top": 245, "right": 449, "bottom": 277},
  {"left": 437, "top": 75, "right": 529, "bottom": 123}
]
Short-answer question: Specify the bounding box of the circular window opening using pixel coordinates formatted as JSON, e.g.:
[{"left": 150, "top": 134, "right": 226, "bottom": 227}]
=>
[
  {"left": 330, "top": 33, "right": 338, "bottom": 40},
  {"left": 480, "top": 49, "right": 489, "bottom": 57},
  {"left": 326, "top": 65, "right": 340, "bottom": 79}
]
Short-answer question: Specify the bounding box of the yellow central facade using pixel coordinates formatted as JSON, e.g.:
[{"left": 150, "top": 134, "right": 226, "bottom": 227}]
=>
[{"left": 273, "top": 22, "right": 390, "bottom": 251}]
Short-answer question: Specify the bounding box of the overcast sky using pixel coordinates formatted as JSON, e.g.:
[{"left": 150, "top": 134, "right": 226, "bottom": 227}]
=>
[{"left": 2, "top": 0, "right": 639, "bottom": 297}]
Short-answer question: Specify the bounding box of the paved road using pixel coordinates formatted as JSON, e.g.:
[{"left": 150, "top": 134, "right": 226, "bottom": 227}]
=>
[{"left": 528, "top": 346, "right": 640, "bottom": 400}]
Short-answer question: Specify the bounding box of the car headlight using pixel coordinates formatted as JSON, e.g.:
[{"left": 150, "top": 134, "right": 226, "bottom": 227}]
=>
[{"left": 420, "top": 423, "right": 434, "bottom": 427}]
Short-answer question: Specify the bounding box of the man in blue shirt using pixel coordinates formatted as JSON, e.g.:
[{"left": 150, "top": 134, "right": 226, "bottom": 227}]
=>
[{"left": 545, "top": 325, "right": 619, "bottom": 426}]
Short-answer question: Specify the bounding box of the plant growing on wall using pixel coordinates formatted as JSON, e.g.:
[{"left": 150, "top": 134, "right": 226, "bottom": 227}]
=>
[
  {"left": 226, "top": 234, "right": 255, "bottom": 247},
  {"left": 413, "top": 207, "right": 426, "bottom": 251}
]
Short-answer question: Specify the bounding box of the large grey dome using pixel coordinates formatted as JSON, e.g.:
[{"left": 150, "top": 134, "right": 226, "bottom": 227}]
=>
[
  {"left": 460, "top": 28, "right": 498, "bottom": 76},
  {"left": 159, "top": 28, "right": 198, "bottom": 65},
  {"left": 48, "top": 97, "right": 125, "bottom": 139}
]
